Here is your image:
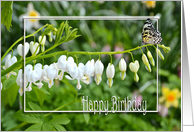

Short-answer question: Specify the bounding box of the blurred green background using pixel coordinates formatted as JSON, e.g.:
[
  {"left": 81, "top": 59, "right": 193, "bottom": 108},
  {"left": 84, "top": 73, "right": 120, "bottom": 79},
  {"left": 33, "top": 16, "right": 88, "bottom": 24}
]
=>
[{"left": 1, "top": 1, "right": 181, "bottom": 131}]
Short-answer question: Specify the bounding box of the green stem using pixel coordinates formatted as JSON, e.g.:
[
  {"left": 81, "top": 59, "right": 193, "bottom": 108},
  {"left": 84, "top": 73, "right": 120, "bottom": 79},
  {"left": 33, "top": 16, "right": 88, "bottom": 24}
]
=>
[
  {"left": 129, "top": 52, "right": 134, "bottom": 62},
  {"left": 1, "top": 44, "right": 157, "bottom": 77},
  {"left": 1, "top": 24, "right": 48, "bottom": 61}
]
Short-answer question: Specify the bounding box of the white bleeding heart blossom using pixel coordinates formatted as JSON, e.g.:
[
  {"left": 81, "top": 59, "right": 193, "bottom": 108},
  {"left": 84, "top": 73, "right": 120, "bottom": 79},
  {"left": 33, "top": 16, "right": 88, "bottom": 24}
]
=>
[
  {"left": 38, "top": 36, "right": 46, "bottom": 45},
  {"left": 66, "top": 56, "right": 75, "bottom": 73},
  {"left": 84, "top": 59, "right": 95, "bottom": 84},
  {"left": 25, "top": 63, "right": 43, "bottom": 91},
  {"left": 57, "top": 55, "right": 67, "bottom": 80},
  {"left": 94, "top": 59, "right": 104, "bottom": 85},
  {"left": 65, "top": 62, "right": 87, "bottom": 90},
  {"left": 106, "top": 63, "right": 115, "bottom": 88},
  {"left": 3, "top": 54, "right": 17, "bottom": 79},
  {"left": 30, "top": 41, "right": 40, "bottom": 55},
  {"left": 119, "top": 58, "right": 127, "bottom": 80},
  {"left": 16, "top": 69, "right": 28, "bottom": 96},
  {"left": 17, "top": 42, "right": 29, "bottom": 57},
  {"left": 129, "top": 60, "right": 140, "bottom": 82},
  {"left": 43, "top": 63, "right": 59, "bottom": 88}
]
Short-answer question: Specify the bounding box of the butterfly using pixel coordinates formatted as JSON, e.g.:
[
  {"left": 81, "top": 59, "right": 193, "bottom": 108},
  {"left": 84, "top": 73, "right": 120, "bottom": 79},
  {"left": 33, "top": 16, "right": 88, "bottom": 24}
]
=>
[{"left": 142, "top": 18, "right": 162, "bottom": 44}]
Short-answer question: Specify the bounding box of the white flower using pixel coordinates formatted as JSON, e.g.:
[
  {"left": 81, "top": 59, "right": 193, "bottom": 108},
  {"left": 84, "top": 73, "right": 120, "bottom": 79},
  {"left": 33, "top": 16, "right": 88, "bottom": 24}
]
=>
[
  {"left": 94, "top": 59, "right": 104, "bottom": 85},
  {"left": 38, "top": 36, "right": 46, "bottom": 45},
  {"left": 106, "top": 63, "right": 115, "bottom": 88},
  {"left": 25, "top": 63, "right": 43, "bottom": 91},
  {"left": 84, "top": 59, "right": 95, "bottom": 84},
  {"left": 65, "top": 62, "right": 86, "bottom": 90},
  {"left": 17, "top": 42, "right": 29, "bottom": 57},
  {"left": 119, "top": 58, "right": 127, "bottom": 80},
  {"left": 57, "top": 55, "right": 67, "bottom": 80},
  {"left": 30, "top": 41, "right": 39, "bottom": 55},
  {"left": 129, "top": 60, "right": 139, "bottom": 73},
  {"left": 142, "top": 54, "right": 151, "bottom": 72},
  {"left": 156, "top": 48, "right": 164, "bottom": 60},
  {"left": 16, "top": 69, "right": 28, "bottom": 96},
  {"left": 19, "top": 2, "right": 40, "bottom": 31},
  {"left": 3, "top": 54, "right": 17, "bottom": 79},
  {"left": 129, "top": 60, "right": 140, "bottom": 82},
  {"left": 66, "top": 56, "right": 75, "bottom": 73},
  {"left": 43, "top": 63, "right": 59, "bottom": 88}
]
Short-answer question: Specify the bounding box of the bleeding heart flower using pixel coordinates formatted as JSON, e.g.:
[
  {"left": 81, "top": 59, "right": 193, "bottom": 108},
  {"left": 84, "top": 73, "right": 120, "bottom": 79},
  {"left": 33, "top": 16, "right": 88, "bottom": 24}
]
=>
[
  {"left": 17, "top": 42, "right": 30, "bottom": 57},
  {"left": 30, "top": 41, "right": 40, "bottom": 55}
]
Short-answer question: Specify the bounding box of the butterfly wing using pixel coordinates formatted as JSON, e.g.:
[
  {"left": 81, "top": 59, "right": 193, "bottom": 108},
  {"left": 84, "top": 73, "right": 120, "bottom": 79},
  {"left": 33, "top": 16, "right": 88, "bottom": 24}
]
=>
[{"left": 142, "top": 19, "right": 162, "bottom": 44}]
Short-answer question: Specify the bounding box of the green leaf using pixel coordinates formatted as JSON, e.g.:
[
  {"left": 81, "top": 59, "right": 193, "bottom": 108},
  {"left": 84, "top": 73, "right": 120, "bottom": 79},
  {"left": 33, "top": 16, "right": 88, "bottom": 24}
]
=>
[
  {"left": 2, "top": 75, "right": 16, "bottom": 90},
  {"left": 1, "top": 1, "right": 13, "bottom": 31},
  {"left": 25, "top": 123, "right": 43, "bottom": 131},
  {"left": 83, "top": 113, "right": 90, "bottom": 124},
  {"left": 33, "top": 87, "right": 46, "bottom": 106},
  {"left": 55, "top": 22, "right": 66, "bottom": 43},
  {"left": 49, "top": 114, "right": 70, "bottom": 125},
  {"left": 42, "top": 25, "right": 55, "bottom": 37},
  {"left": 52, "top": 124, "right": 66, "bottom": 131},
  {"left": 14, "top": 110, "right": 43, "bottom": 123},
  {"left": 26, "top": 123, "right": 55, "bottom": 131},
  {"left": 1, "top": 78, "right": 19, "bottom": 107},
  {"left": 41, "top": 123, "right": 54, "bottom": 131},
  {"left": 28, "top": 102, "right": 42, "bottom": 111}
]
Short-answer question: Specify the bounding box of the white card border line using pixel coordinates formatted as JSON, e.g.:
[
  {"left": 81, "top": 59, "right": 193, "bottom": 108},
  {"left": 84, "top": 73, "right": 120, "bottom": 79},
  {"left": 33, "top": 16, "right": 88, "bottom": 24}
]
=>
[{"left": 23, "top": 16, "right": 159, "bottom": 113}]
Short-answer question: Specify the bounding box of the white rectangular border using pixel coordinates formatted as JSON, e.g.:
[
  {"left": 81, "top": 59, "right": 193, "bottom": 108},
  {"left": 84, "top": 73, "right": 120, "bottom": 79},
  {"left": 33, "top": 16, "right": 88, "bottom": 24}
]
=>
[{"left": 23, "top": 16, "right": 160, "bottom": 113}]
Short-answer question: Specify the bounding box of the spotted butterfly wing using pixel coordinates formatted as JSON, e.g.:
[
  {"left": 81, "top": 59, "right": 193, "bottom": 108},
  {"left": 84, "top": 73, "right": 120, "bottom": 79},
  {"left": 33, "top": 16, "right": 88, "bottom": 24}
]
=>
[{"left": 142, "top": 18, "right": 162, "bottom": 44}]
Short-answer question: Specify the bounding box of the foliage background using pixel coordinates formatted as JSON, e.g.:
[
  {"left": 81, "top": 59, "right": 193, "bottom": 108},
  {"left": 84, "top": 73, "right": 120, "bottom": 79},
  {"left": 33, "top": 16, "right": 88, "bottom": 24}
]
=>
[{"left": 1, "top": 1, "right": 181, "bottom": 131}]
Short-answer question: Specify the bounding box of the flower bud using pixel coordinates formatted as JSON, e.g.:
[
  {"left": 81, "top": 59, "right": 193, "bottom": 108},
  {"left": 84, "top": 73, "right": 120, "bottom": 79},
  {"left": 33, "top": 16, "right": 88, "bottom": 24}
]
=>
[
  {"left": 156, "top": 48, "right": 164, "bottom": 60},
  {"left": 161, "top": 44, "right": 171, "bottom": 53},
  {"left": 142, "top": 54, "right": 151, "bottom": 72},
  {"left": 119, "top": 58, "right": 127, "bottom": 80},
  {"left": 94, "top": 59, "right": 104, "bottom": 85},
  {"left": 147, "top": 51, "right": 155, "bottom": 66},
  {"left": 106, "top": 63, "right": 115, "bottom": 88},
  {"left": 53, "top": 28, "right": 57, "bottom": 35},
  {"left": 47, "top": 32, "right": 52, "bottom": 42}
]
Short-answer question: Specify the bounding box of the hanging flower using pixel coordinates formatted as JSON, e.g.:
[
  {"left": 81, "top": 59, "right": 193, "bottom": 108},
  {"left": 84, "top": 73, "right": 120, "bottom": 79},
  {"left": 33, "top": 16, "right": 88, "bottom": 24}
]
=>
[
  {"left": 142, "top": 1, "right": 156, "bottom": 9},
  {"left": 119, "top": 58, "right": 127, "bottom": 80},
  {"left": 156, "top": 48, "right": 164, "bottom": 60},
  {"left": 94, "top": 59, "right": 104, "bottom": 85},
  {"left": 65, "top": 62, "right": 87, "bottom": 90},
  {"left": 106, "top": 63, "right": 115, "bottom": 88},
  {"left": 1, "top": 82, "right": 3, "bottom": 90},
  {"left": 19, "top": 2, "right": 40, "bottom": 31},
  {"left": 29, "top": 41, "right": 40, "bottom": 55},
  {"left": 43, "top": 63, "right": 59, "bottom": 88},
  {"left": 147, "top": 51, "right": 155, "bottom": 66},
  {"left": 129, "top": 60, "right": 140, "bottom": 82},
  {"left": 84, "top": 59, "right": 95, "bottom": 84},
  {"left": 3, "top": 54, "right": 17, "bottom": 79},
  {"left": 16, "top": 69, "right": 28, "bottom": 96},
  {"left": 66, "top": 56, "right": 75, "bottom": 73},
  {"left": 38, "top": 36, "right": 46, "bottom": 52},
  {"left": 159, "top": 87, "right": 181, "bottom": 108},
  {"left": 17, "top": 42, "right": 29, "bottom": 58},
  {"left": 142, "top": 54, "right": 151, "bottom": 72},
  {"left": 57, "top": 55, "right": 68, "bottom": 80},
  {"left": 25, "top": 63, "right": 43, "bottom": 91}
]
